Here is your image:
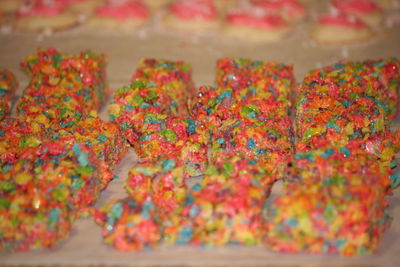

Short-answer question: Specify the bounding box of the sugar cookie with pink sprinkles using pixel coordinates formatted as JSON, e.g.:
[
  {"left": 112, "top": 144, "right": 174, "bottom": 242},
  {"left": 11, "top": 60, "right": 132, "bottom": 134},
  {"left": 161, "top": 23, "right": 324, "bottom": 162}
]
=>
[
  {"left": 222, "top": 5, "right": 291, "bottom": 42},
  {"left": 311, "top": 12, "right": 374, "bottom": 45},
  {"left": 15, "top": 0, "right": 78, "bottom": 32},
  {"left": 164, "top": 0, "right": 220, "bottom": 32},
  {"left": 251, "top": 0, "right": 306, "bottom": 22},
  {"left": 86, "top": 0, "right": 150, "bottom": 33},
  {"left": 332, "top": 0, "right": 384, "bottom": 27}
]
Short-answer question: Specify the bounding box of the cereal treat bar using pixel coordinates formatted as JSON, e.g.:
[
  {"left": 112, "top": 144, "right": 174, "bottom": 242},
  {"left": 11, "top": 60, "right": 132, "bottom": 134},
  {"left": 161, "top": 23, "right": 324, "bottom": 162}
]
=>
[
  {"left": 0, "top": 141, "right": 105, "bottom": 251},
  {"left": 97, "top": 157, "right": 188, "bottom": 251},
  {"left": 14, "top": 48, "right": 125, "bottom": 180},
  {"left": 297, "top": 58, "right": 399, "bottom": 122},
  {"left": 17, "top": 48, "right": 107, "bottom": 123},
  {"left": 0, "top": 48, "right": 127, "bottom": 251},
  {"left": 2, "top": 115, "right": 125, "bottom": 190},
  {"left": 205, "top": 58, "right": 295, "bottom": 178},
  {"left": 0, "top": 69, "right": 18, "bottom": 120},
  {"left": 109, "top": 82, "right": 207, "bottom": 168},
  {"left": 265, "top": 151, "right": 393, "bottom": 256},
  {"left": 164, "top": 156, "right": 274, "bottom": 246},
  {"left": 265, "top": 59, "right": 400, "bottom": 256},
  {"left": 295, "top": 58, "right": 400, "bottom": 165},
  {"left": 110, "top": 59, "right": 205, "bottom": 170}
]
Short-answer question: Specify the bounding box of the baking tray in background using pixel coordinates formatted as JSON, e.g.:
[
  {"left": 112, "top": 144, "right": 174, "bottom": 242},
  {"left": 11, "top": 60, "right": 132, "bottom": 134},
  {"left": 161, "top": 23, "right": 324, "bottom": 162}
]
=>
[{"left": 0, "top": 8, "right": 400, "bottom": 267}]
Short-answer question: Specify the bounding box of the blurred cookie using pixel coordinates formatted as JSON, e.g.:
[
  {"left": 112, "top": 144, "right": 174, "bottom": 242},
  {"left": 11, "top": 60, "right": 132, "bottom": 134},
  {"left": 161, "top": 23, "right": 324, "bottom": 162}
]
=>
[
  {"left": 164, "top": 0, "right": 220, "bottom": 32},
  {"left": 311, "top": 13, "right": 374, "bottom": 45},
  {"left": 15, "top": 0, "right": 78, "bottom": 32},
  {"left": 222, "top": 5, "right": 291, "bottom": 42},
  {"left": 332, "top": 0, "right": 384, "bottom": 27},
  {"left": 0, "top": 0, "right": 24, "bottom": 14},
  {"left": 142, "top": 0, "right": 171, "bottom": 9},
  {"left": 213, "top": 0, "right": 239, "bottom": 11},
  {"left": 251, "top": 0, "right": 306, "bottom": 22},
  {"left": 62, "top": 0, "right": 105, "bottom": 14},
  {"left": 86, "top": 0, "right": 150, "bottom": 33},
  {"left": 376, "top": 0, "right": 400, "bottom": 9},
  {"left": 0, "top": 11, "right": 7, "bottom": 25}
]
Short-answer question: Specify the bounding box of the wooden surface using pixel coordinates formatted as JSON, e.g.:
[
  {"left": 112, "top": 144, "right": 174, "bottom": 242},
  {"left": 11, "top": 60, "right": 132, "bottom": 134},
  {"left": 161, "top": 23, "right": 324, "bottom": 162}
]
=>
[{"left": 0, "top": 5, "right": 400, "bottom": 266}]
